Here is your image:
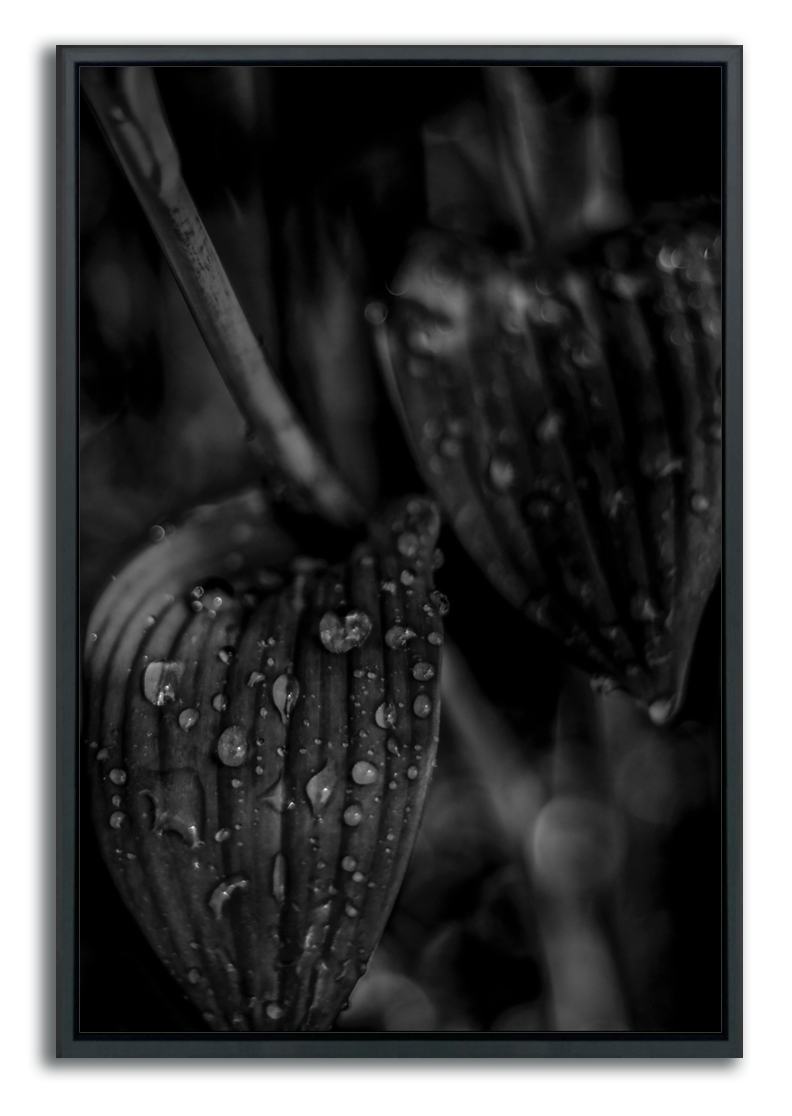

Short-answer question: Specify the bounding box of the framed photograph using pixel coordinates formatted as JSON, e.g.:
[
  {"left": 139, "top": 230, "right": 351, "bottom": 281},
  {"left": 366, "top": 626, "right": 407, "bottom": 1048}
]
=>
[{"left": 57, "top": 45, "right": 742, "bottom": 1058}]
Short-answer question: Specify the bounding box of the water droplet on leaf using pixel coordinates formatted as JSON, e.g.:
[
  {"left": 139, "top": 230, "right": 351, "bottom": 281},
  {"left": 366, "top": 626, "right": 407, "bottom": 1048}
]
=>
[
  {"left": 649, "top": 696, "right": 676, "bottom": 726},
  {"left": 413, "top": 694, "right": 433, "bottom": 719},
  {"left": 489, "top": 455, "right": 516, "bottom": 492},
  {"left": 305, "top": 764, "right": 336, "bottom": 816},
  {"left": 319, "top": 610, "right": 373, "bottom": 654},
  {"left": 397, "top": 532, "right": 420, "bottom": 559},
  {"left": 375, "top": 702, "right": 397, "bottom": 729},
  {"left": 272, "top": 673, "right": 300, "bottom": 725},
  {"left": 429, "top": 591, "right": 450, "bottom": 616},
  {"left": 208, "top": 874, "right": 249, "bottom": 919},
  {"left": 271, "top": 853, "right": 286, "bottom": 903},
  {"left": 536, "top": 412, "right": 562, "bottom": 444},
  {"left": 385, "top": 625, "right": 416, "bottom": 649},
  {"left": 179, "top": 707, "right": 200, "bottom": 731},
  {"left": 143, "top": 660, "right": 184, "bottom": 706},
  {"left": 217, "top": 726, "right": 248, "bottom": 767},
  {"left": 352, "top": 761, "right": 378, "bottom": 786}
]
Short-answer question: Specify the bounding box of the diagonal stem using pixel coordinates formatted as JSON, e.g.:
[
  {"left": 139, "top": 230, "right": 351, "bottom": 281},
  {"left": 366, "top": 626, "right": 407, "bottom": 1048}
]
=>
[{"left": 81, "top": 66, "right": 363, "bottom": 528}]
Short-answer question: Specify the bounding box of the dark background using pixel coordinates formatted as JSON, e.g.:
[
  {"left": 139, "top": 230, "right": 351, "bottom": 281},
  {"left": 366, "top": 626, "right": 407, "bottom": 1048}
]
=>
[{"left": 78, "top": 64, "right": 722, "bottom": 1035}]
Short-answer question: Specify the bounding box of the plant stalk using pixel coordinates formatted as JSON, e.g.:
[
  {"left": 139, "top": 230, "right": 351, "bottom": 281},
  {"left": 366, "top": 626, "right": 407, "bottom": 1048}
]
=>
[{"left": 81, "top": 66, "right": 363, "bottom": 529}]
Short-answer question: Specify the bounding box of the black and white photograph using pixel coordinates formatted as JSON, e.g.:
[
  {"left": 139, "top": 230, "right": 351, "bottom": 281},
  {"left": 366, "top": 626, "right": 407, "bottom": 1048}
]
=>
[{"left": 67, "top": 54, "right": 733, "bottom": 1047}]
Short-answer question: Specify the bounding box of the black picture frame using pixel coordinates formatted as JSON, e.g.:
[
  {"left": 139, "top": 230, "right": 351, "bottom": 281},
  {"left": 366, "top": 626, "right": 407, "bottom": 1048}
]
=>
[{"left": 57, "top": 44, "right": 742, "bottom": 1059}]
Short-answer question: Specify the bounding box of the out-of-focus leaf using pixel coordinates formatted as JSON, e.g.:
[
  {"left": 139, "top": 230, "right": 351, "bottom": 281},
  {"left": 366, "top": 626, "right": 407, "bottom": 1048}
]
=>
[
  {"left": 424, "top": 68, "right": 630, "bottom": 252},
  {"left": 375, "top": 213, "right": 721, "bottom": 721}
]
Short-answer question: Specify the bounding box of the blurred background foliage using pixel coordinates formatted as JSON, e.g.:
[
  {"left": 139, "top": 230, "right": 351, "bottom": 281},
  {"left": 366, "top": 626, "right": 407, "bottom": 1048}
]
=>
[{"left": 79, "top": 65, "right": 722, "bottom": 1034}]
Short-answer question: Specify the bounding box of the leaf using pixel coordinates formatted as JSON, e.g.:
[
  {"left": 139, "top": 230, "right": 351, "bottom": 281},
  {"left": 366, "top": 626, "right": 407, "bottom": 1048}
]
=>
[
  {"left": 375, "top": 214, "right": 721, "bottom": 722},
  {"left": 84, "top": 495, "right": 444, "bottom": 1031}
]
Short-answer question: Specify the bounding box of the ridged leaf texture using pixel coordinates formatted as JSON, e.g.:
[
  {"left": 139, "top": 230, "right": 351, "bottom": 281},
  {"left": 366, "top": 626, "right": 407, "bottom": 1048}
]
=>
[
  {"left": 84, "top": 494, "right": 443, "bottom": 1031},
  {"left": 376, "top": 214, "right": 721, "bottom": 722}
]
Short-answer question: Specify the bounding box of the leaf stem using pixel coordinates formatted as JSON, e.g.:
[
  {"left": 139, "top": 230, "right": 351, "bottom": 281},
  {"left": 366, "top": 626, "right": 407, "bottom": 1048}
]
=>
[{"left": 81, "top": 67, "right": 363, "bottom": 528}]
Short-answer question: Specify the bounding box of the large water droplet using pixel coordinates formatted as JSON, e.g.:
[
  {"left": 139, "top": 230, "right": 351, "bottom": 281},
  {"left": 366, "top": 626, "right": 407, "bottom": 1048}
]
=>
[
  {"left": 413, "top": 694, "right": 433, "bottom": 719},
  {"left": 272, "top": 674, "right": 300, "bottom": 725},
  {"left": 411, "top": 661, "right": 435, "bottom": 682},
  {"left": 247, "top": 671, "right": 266, "bottom": 687},
  {"left": 109, "top": 811, "right": 125, "bottom": 829},
  {"left": 305, "top": 763, "right": 336, "bottom": 817},
  {"left": 272, "top": 853, "right": 286, "bottom": 903},
  {"left": 212, "top": 692, "right": 228, "bottom": 712},
  {"left": 218, "top": 646, "right": 235, "bottom": 665},
  {"left": 342, "top": 856, "right": 357, "bottom": 872},
  {"left": 385, "top": 625, "right": 416, "bottom": 649},
  {"left": 215, "top": 828, "right": 231, "bottom": 843},
  {"left": 143, "top": 660, "right": 184, "bottom": 706},
  {"left": 375, "top": 702, "right": 397, "bottom": 729},
  {"left": 217, "top": 726, "right": 248, "bottom": 767},
  {"left": 179, "top": 708, "right": 200, "bottom": 731},
  {"left": 208, "top": 874, "right": 249, "bottom": 919},
  {"left": 108, "top": 768, "right": 126, "bottom": 786},
  {"left": 344, "top": 804, "right": 363, "bottom": 827},
  {"left": 319, "top": 610, "right": 373, "bottom": 654},
  {"left": 690, "top": 492, "right": 710, "bottom": 514},
  {"left": 265, "top": 1002, "right": 284, "bottom": 1021},
  {"left": 427, "top": 632, "right": 443, "bottom": 647},
  {"left": 406, "top": 766, "right": 419, "bottom": 781},
  {"left": 351, "top": 761, "right": 378, "bottom": 786}
]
